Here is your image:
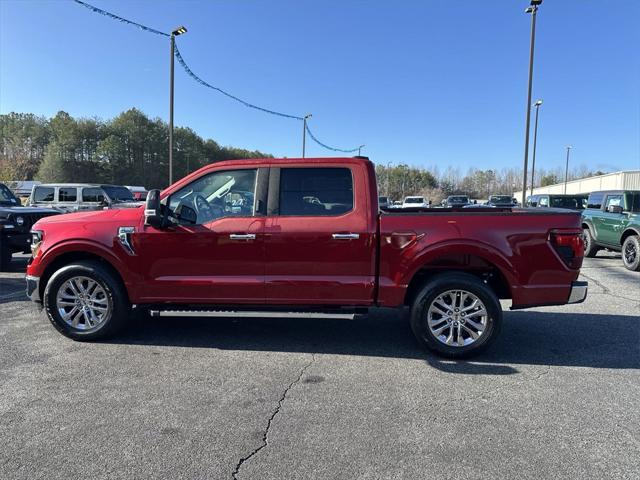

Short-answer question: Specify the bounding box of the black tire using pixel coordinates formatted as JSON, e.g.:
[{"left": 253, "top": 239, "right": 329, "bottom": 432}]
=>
[
  {"left": 43, "top": 260, "right": 130, "bottom": 340},
  {"left": 622, "top": 235, "right": 640, "bottom": 272},
  {"left": 0, "top": 239, "right": 12, "bottom": 272},
  {"left": 410, "top": 272, "right": 502, "bottom": 358},
  {"left": 583, "top": 227, "right": 600, "bottom": 258}
]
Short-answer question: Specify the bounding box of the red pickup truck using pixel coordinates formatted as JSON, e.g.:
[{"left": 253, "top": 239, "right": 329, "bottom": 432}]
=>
[{"left": 26, "top": 157, "right": 587, "bottom": 357}]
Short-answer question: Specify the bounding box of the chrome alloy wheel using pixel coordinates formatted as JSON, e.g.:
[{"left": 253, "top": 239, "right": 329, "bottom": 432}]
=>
[
  {"left": 427, "top": 289, "right": 488, "bottom": 347},
  {"left": 55, "top": 276, "right": 111, "bottom": 330}
]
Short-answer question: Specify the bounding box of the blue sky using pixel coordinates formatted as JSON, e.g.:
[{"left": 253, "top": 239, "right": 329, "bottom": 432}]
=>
[{"left": 1, "top": 0, "right": 638, "bottom": 173}]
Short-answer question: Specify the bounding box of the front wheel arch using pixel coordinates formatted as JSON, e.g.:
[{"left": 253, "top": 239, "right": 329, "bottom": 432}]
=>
[{"left": 40, "top": 251, "right": 130, "bottom": 305}]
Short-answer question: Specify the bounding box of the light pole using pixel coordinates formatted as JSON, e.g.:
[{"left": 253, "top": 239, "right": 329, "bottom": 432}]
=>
[
  {"left": 169, "top": 25, "right": 187, "bottom": 186},
  {"left": 530, "top": 99, "right": 543, "bottom": 197},
  {"left": 521, "top": 0, "right": 542, "bottom": 206},
  {"left": 358, "top": 144, "right": 365, "bottom": 156},
  {"left": 302, "top": 114, "right": 312, "bottom": 158},
  {"left": 564, "top": 145, "right": 572, "bottom": 193},
  {"left": 386, "top": 161, "right": 392, "bottom": 197}
]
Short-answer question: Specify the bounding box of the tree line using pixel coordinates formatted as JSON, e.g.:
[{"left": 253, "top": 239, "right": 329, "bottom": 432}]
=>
[
  {"left": 0, "top": 109, "right": 271, "bottom": 189},
  {"left": 1, "top": 109, "right": 605, "bottom": 199},
  {"left": 375, "top": 163, "right": 607, "bottom": 203}
]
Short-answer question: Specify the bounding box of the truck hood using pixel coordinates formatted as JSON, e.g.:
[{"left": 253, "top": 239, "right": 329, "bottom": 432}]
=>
[
  {"left": 0, "top": 205, "right": 59, "bottom": 216},
  {"left": 33, "top": 206, "right": 143, "bottom": 229}
]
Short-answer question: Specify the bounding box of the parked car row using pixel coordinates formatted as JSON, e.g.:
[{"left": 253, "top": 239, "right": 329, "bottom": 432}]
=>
[
  {"left": 0, "top": 182, "right": 148, "bottom": 270},
  {"left": 0, "top": 183, "right": 60, "bottom": 270}
]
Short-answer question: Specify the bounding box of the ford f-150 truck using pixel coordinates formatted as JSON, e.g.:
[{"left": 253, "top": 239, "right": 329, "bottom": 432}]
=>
[{"left": 26, "top": 157, "right": 587, "bottom": 357}]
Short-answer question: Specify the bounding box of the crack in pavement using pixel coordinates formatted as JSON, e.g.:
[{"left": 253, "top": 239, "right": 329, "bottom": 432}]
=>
[
  {"left": 231, "top": 353, "right": 316, "bottom": 479},
  {"left": 580, "top": 272, "right": 640, "bottom": 303}
]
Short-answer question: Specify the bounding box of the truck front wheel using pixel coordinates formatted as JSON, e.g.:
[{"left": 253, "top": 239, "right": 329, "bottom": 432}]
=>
[
  {"left": 43, "top": 261, "right": 130, "bottom": 340},
  {"left": 409, "top": 272, "right": 502, "bottom": 358},
  {"left": 622, "top": 235, "right": 640, "bottom": 271}
]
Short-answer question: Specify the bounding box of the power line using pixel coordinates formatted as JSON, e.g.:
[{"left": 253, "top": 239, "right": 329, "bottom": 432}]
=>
[{"left": 71, "top": 0, "right": 360, "bottom": 154}]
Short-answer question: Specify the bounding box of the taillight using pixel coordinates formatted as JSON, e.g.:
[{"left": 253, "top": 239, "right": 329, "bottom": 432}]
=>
[{"left": 549, "top": 230, "right": 584, "bottom": 269}]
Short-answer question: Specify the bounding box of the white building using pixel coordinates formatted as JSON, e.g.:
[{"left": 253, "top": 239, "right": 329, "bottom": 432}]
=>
[{"left": 514, "top": 170, "right": 640, "bottom": 199}]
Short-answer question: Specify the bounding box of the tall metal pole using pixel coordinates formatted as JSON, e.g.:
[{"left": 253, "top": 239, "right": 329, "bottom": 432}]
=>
[
  {"left": 358, "top": 144, "right": 365, "bottom": 156},
  {"left": 521, "top": 3, "right": 539, "bottom": 206},
  {"left": 530, "top": 100, "right": 542, "bottom": 197},
  {"left": 169, "top": 33, "right": 175, "bottom": 185},
  {"left": 386, "top": 161, "right": 391, "bottom": 197},
  {"left": 564, "top": 145, "right": 572, "bottom": 194},
  {"left": 302, "top": 114, "right": 312, "bottom": 158}
]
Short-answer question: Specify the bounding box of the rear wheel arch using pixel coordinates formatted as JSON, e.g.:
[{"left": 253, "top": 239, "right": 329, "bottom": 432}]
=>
[{"left": 404, "top": 253, "right": 512, "bottom": 306}]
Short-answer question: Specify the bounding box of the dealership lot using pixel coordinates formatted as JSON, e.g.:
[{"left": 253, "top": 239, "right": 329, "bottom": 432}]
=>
[{"left": 0, "top": 253, "right": 638, "bottom": 480}]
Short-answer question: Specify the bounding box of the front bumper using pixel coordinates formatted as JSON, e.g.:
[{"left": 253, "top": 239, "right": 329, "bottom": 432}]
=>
[
  {"left": 26, "top": 275, "right": 41, "bottom": 303},
  {"left": 567, "top": 280, "right": 588, "bottom": 304},
  {"left": 4, "top": 231, "right": 31, "bottom": 252}
]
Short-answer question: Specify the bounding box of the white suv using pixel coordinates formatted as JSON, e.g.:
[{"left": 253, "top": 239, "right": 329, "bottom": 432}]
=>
[{"left": 402, "top": 196, "right": 429, "bottom": 208}]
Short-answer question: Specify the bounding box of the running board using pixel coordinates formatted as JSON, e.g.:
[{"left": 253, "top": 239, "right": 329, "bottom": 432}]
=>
[{"left": 148, "top": 309, "right": 357, "bottom": 320}]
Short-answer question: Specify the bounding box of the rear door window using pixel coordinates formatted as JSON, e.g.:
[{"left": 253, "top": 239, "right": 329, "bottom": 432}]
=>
[
  {"left": 279, "top": 168, "right": 353, "bottom": 216},
  {"left": 33, "top": 187, "right": 54, "bottom": 202},
  {"left": 82, "top": 188, "right": 106, "bottom": 203},
  {"left": 59, "top": 187, "right": 77, "bottom": 202}
]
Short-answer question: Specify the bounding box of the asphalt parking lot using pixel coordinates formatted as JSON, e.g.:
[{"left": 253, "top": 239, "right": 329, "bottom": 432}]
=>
[{"left": 1, "top": 253, "right": 638, "bottom": 480}]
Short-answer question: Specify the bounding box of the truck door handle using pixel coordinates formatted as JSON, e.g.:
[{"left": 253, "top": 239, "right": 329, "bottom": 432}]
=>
[
  {"left": 332, "top": 233, "right": 360, "bottom": 240},
  {"left": 229, "top": 233, "right": 256, "bottom": 240}
]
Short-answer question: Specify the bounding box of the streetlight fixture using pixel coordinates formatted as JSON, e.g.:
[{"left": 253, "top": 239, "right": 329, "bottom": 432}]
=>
[
  {"left": 169, "top": 25, "right": 187, "bottom": 185},
  {"left": 302, "top": 114, "right": 312, "bottom": 158},
  {"left": 530, "top": 99, "right": 543, "bottom": 197},
  {"left": 520, "top": 0, "right": 542, "bottom": 206},
  {"left": 358, "top": 145, "right": 365, "bottom": 156},
  {"left": 564, "top": 145, "right": 572, "bottom": 193}
]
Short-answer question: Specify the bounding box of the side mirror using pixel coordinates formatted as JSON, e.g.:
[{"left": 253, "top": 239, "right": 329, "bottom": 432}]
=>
[
  {"left": 607, "top": 205, "right": 624, "bottom": 214},
  {"left": 144, "top": 189, "right": 164, "bottom": 228}
]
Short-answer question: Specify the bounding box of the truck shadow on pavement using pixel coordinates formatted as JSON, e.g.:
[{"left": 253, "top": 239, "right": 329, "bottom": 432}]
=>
[{"left": 110, "top": 308, "right": 640, "bottom": 373}]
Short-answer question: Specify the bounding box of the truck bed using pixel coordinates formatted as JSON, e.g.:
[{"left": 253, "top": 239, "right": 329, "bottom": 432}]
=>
[{"left": 376, "top": 208, "right": 583, "bottom": 308}]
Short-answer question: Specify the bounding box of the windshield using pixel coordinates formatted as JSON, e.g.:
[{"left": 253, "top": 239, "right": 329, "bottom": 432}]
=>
[
  {"left": 0, "top": 184, "right": 18, "bottom": 205},
  {"left": 102, "top": 186, "right": 135, "bottom": 203},
  {"left": 550, "top": 196, "right": 587, "bottom": 209},
  {"left": 490, "top": 195, "right": 513, "bottom": 203},
  {"left": 448, "top": 196, "right": 468, "bottom": 203},
  {"left": 405, "top": 197, "right": 424, "bottom": 204}
]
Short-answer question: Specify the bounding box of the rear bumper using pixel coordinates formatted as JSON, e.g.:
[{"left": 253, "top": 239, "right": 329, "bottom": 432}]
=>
[
  {"left": 26, "top": 275, "right": 41, "bottom": 303},
  {"left": 567, "top": 280, "right": 588, "bottom": 304}
]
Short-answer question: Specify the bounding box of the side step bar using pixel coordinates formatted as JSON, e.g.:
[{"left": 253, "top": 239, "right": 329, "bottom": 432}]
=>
[{"left": 148, "top": 310, "right": 357, "bottom": 320}]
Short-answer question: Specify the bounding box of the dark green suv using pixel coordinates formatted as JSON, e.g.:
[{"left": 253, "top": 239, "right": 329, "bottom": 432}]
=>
[{"left": 581, "top": 190, "right": 640, "bottom": 271}]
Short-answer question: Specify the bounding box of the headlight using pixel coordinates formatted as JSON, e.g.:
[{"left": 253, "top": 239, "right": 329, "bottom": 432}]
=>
[
  {"left": 16, "top": 216, "right": 24, "bottom": 226},
  {"left": 30, "top": 230, "right": 43, "bottom": 256}
]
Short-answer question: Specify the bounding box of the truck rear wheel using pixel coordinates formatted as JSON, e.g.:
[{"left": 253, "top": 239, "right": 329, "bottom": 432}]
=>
[
  {"left": 622, "top": 235, "right": 640, "bottom": 271},
  {"left": 583, "top": 227, "right": 600, "bottom": 258},
  {"left": 43, "top": 260, "right": 130, "bottom": 340},
  {"left": 409, "top": 272, "right": 502, "bottom": 358}
]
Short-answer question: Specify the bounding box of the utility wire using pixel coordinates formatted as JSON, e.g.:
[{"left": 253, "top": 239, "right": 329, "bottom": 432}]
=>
[{"left": 71, "top": 0, "right": 360, "bottom": 154}]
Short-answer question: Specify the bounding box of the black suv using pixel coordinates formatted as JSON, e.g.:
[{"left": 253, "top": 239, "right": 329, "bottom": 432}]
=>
[{"left": 0, "top": 183, "right": 59, "bottom": 270}]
